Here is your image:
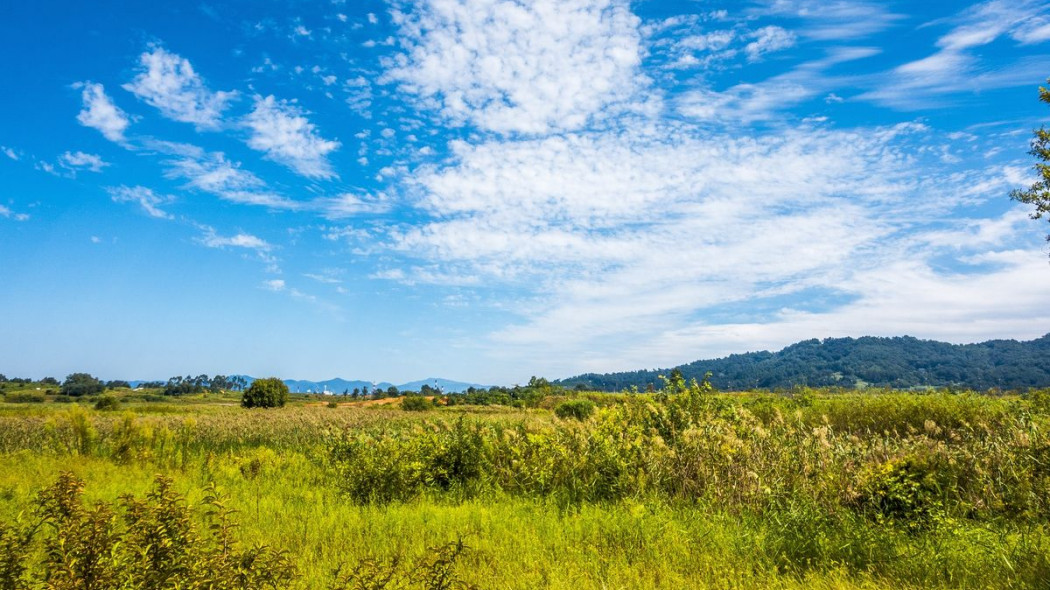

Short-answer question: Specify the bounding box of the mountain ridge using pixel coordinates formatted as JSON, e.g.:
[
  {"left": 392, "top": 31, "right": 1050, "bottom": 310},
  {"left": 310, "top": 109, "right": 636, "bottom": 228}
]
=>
[{"left": 556, "top": 334, "right": 1050, "bottom": 392}]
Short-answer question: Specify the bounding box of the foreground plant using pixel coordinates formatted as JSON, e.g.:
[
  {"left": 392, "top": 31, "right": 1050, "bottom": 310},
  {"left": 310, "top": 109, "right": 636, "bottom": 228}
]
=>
[{"left": 3, "top": 472, "right": 296, "bottom": 589}]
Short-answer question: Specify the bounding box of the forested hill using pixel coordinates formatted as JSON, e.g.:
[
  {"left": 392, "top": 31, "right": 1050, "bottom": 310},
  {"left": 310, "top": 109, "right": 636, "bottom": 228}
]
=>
[{"left": 558, "top": 334, "right": 1050, "bottom": 392}]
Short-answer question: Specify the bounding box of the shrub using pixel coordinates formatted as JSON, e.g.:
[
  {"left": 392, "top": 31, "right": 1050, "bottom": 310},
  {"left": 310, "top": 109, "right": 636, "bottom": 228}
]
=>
[
  {"left": 241, "top": 377, "right": 289, "bottom": 409},
  {"left": 4, "top": 392, "right": 45, "bottom": 403},
  {"left": 93, "top": 396, "right": 121, "bottom": 411},
  {"left": 401, "top": 395, "right": 432, "bottom": 412},
  {"left": 5, "top": 473, "right": 296, "bottom": 589},
  {"left": 554, "top": 399, "right": 595, "bottom": 421},
  {"left": 1029, "top": 389, "right": 1050, "bottom": 414},
  {"left": 855, "top": 455, "right": 945, "bottom": 530}
]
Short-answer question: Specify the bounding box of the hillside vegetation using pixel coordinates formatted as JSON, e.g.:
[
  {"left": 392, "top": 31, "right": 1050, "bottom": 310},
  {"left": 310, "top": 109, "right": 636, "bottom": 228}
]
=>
[{"left": 560, "top": 334, "right": 1050, "bottom": 391}]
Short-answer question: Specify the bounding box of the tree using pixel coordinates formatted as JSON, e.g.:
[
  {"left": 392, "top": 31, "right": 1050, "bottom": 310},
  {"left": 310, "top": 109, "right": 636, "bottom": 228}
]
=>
[
  {"left": 241, "top": 377, "right": 289, "bottom": 408},
  {"left": 210, "top": 374, "right": 229, "bottom": 392},
  {"left": 1012, "top": 79, "right": 1050, "bottom": 250},
  {"left": 61, "top": 373, "right": 104, "bottom": 397}
]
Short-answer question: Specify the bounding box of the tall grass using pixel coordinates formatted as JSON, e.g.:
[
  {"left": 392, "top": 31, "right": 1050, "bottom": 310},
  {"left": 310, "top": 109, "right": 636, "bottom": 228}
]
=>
[{"left": 1, "top": 389, "right": 1049, "bottom": 588}]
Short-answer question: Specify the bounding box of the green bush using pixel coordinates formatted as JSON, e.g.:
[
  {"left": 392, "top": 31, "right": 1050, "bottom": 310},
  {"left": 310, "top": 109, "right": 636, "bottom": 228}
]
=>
[
  {"left": 855, "top": 455, "right": 946, "bottom": 530},
  {"left": 401, "top": 395, "right": 432, "bottom": 412},
  {"left": 554, "top": 399, "right": 595, "bottom": 421},
  {"left": 93, "top": 396, "right": 122, "bottom": 411},
  {"left": 241, "top": 378, "right": 289, "bottom": 409},
  {"left": 4, "top": 392, "right": 45, "bottom": 403},
  {"left": 1028, "top": 389, "right": 1050, "bottom": 414}
]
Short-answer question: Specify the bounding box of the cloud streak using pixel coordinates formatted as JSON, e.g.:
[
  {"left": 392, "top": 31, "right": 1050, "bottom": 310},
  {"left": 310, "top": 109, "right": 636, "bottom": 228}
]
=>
[
  {"left": 60, "top": 151, "right": 109, "bottom": 173},
  {"left": 859, "top": 0, "right": 1050, "bottom": 108},
  {"left": 107, "top": 185, "right": 174, "bottom": 219}
]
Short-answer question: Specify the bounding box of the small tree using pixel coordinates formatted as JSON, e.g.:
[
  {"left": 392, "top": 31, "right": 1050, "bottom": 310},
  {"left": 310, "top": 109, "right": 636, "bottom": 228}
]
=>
[
  {"left": 241, "top": 377, "right": 289, "bottom": 408},
  {"left": 61, "top": 373, "right": 104, "bottom": 397},
  {"left": 1012, "top": 79, "right": 1050, "bottom": 250}
]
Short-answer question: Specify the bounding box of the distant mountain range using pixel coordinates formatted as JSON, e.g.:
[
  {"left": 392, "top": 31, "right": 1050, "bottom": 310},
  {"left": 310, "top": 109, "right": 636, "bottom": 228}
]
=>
[
  {"left": 129, "top": 376, "right": 488, "bottom": 394},
  {"left": 281, "top": 377, "right": 488, "bottom": 394},
  {"left": 557, "top": 334, "right": 1050, "bottom": 392}
]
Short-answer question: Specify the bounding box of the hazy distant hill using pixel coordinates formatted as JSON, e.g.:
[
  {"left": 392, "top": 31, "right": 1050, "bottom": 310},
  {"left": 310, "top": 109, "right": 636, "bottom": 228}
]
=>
[
  {"left": 129, "top": 376, "right": 487, "bottom": 394},
  {"left": 281, "top": 378, "right": 390, "bottom": 394},
  {"left": 199, "top": 376, "right": 484, "bottom": 394},
  {"left": 558, "top": 334, "right": 1050, "bottom": 392},
  {"left": 397, "top": 378, "right": 490, "bottom": 393}
]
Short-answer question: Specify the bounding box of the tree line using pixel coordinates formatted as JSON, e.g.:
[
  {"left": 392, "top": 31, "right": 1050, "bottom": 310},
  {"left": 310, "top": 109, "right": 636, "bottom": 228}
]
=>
[{"left": 558, "top": 334, "right": 1050, "bottom": 392}]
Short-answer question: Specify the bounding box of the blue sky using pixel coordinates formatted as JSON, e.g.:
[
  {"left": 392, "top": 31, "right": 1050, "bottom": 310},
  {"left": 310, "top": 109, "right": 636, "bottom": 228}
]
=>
[{"left": 2, "top": 0, "right": 1049, "bottom": 384}]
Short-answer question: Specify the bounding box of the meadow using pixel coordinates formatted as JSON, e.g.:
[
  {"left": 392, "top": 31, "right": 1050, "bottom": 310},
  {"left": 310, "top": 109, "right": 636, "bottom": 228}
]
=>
[{"left": 2, "top": 381, "right": 1050, "bottom": 589}]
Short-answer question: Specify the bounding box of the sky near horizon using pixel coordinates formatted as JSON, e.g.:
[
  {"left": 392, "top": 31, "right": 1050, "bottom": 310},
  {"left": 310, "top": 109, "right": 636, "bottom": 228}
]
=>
[{"left": 2, "top": 0, "right": 1050, "bottom": 385}]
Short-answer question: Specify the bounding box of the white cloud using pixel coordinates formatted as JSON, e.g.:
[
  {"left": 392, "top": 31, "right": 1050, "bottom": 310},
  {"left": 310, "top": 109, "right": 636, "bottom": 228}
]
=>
[
  {"left": 2, "top": 146, "right": 20, "bottom": 161},
  {"left": 373, "top": 115, "right": 1045, "bottom": 376},
  {"left": 1013, "top": 18, "right": 1050, "bottom": 44},
  {"left": 243, "top": 95, "right": 340, "bottom": 179},
  {"left": 260, "top": 278, "right": 319, "bottom": 303},
  {"left": 677, "top": 48, "right": 878, "bottom": 122},
  {"left": 123, "top": 46, "right": 235, "bottom": 129},
  {"left": 678, "top": 82, "right": 814, "bottom": 122},
  {"left": 160, "top": 144, "right": 301, "bottom": 209},
  {"left": 200, "top": 230, "right": 272, "bottom": 251},
  {"left": 678, "top": 30, "right": 735, "bottom": 52},
  {"left": 860, "top": 0, "right": 1050, "bottom": 108},
  {"left": 755, "top": 0, "right": 904, "bottom": 40},
  {"left": 384, "top": 0, "right": 649, "bottom": 134},
  {"left": 304, "top": 272, "right": 341, "bottom": 284},
  {"left": 312, "top": 192, "right": 390, "bottom": 219},
  {"left": 59, "top": 151, "right": 109, "bottom": 173},
  {"left": 0, "top": 204, "right": 29, "bottom": 222},
  {"left": 75, "top": 82, "right": 130, "bottom": 142},
  {"left": 745, "top": 26, "right": 796, "bottom": 61},
  {"left": 106, "top": 185, "right": 174, "bottom": 219}
]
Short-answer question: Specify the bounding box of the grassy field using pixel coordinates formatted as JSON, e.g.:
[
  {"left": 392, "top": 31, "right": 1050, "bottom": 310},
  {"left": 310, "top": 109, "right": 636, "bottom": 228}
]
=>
[{"left": 2, "top": 385, "right": 1050, "bottom": 589}]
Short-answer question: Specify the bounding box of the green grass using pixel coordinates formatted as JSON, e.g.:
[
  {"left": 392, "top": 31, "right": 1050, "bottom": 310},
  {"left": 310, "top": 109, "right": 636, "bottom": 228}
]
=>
[{"left": 1, "top": 388, "right": 1049, "bottom": 588}]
